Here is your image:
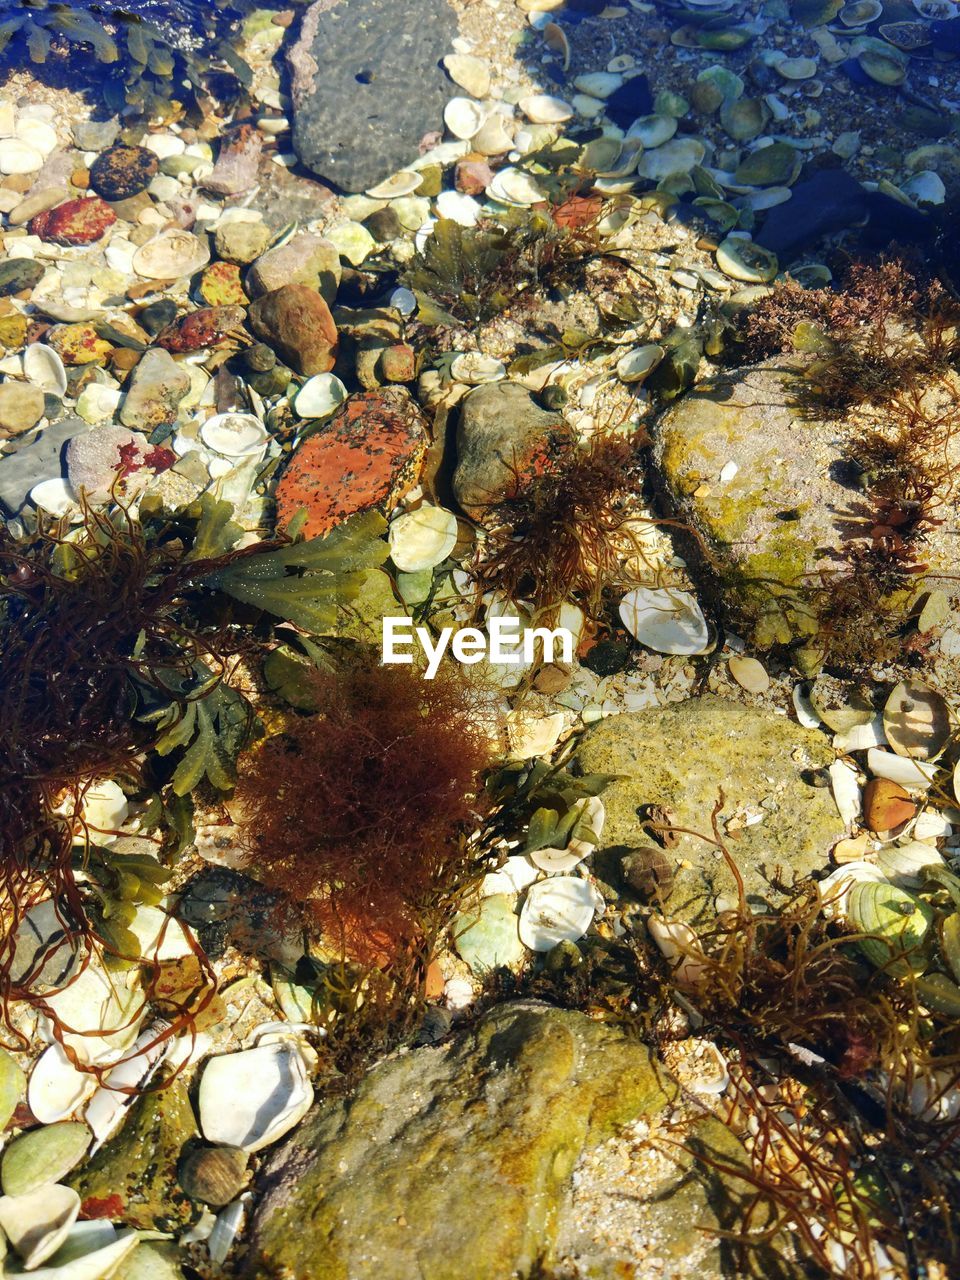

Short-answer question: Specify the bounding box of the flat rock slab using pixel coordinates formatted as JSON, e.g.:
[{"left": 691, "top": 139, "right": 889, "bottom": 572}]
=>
[
  {"left": 288, "top": 0, "right": 459, "bottom": 193},
  {"left": 246, "top": 1002, "right": 677, "bottom": 1280},
  {"left": 573, "top": 695, "right": 843, "bottom": 923}
]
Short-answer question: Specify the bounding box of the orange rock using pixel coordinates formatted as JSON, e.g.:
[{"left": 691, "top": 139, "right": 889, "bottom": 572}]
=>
[
  {"left": 863, "top": 778, "right": 916, "bottom": 833},
  {"left": 276, "top": 387, "right": 428, "bottom": 537},
  {"left": 247, "top": 283, "right": 337, "bottom": 376}
]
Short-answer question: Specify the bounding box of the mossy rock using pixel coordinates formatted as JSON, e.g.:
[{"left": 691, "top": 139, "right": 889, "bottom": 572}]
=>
[
  {"left": 573, "top": 695, "right": 843, "bottom": 923},
  {"left": 245, "top": 1002, "right": 679, "bottom": 1280}
]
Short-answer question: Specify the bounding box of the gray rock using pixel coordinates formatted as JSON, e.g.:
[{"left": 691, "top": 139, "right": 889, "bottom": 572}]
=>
[
  {"left": 72, "top": 119, "right": 120, "bottom": 152},
  {"left": 245, "top": 1002, "right": 678, "bottom": 1280},
  {"left": 288, "top": 0, "right": 458, "bottom": 193},
  {"left": 452, "top": 381, "right": 572, "bottom": 522},
  {"left": 0, "top": 417, "right": 87, "bottom": 514},
  {"left": 572, "top": 695, "right": 843, "bottom": 922},
  {"left": 246, "top": 231, "right": 342, "bottom": 306},
  {"left": 200, "top": 124, "right": 262, "bottom": 197},
  {"left": 119, "top": 349, "right": 190, "bottom": 433},
  {"left": 66, "top": 424, "right": 141, "bottom": 501}
]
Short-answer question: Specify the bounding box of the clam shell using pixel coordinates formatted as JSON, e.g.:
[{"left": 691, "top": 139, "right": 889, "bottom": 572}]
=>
[
  {"left": 519, "top": 94, "right": 573, "bottom": 123},
  {"left": 449, "top": 352, "right": 505, "bottom": 384},
  {"left": 619, "top": 586, "right": 709, "bottom": 655},
  {"left": 444, "top": 97, "right": 485, "bottom": 140},
  {"left": 867, "top": 747, "right": 938, "bottom": 791},
  {"left": 0, "top": 1184, "right": 81, "bottom": 1270},
  {"left": 488, "top": 167, "right": 547, "bottom": 206},
  {"left": 857, "top": 46, "right": 906, "bottom": 85},
  {"left": 876, "top": 840, "right": 944, "bottom": 888},
  {"left": 19, "top": 1224, "right": 140, "bottom": 1279},
  {"left": 132, "top": 230, "right": 210, "bottom": 281},
  {"left": 626, "top": 115, "right": 678, "bottom": 148},
  {"left": 846, "top": 879, "right": 933, "bottom": 975},
  {"left": 294, "top": 373, "right": 347, "bottom": 420},
  {"left": 616, "top": 344, "right": 664, "bottom": 383},
  {"left": 24, "top": 342, "right": 68, "bottom": 397},
  {"left": 776, "top": 56, "right": 819, "bottom": 78},
  {"left": 647, "top": 915, "right": 708, "bottom": 988},
  {"left": 636, "top": 137, "right": 705, "bottom": 180},
  {"left": 365, "top": 171, "right": 423, "bottom": 199},
  {"left": 9, "top": 900, "right": 81, "bottom": 994},
  {"left": 1, "top": 1123, "right": 90, "bottom": 1198},
  {"left": 199, "top": 412, "right": 268, "bottom": 459},
  {"left": 41, "top": 962, "right": 142, "bottom": 1063},
  {"left": 436, "top": 189, "right": 482, "bottom": 226},
  {"left": 818, "top": 861, "right": 886, "bottom": 919},
  {"left": 471, "top": 113, "right": 515, "bottom": 156},
  {"left": 792, "top": 683, "right": 821, "bottom": 728},
  {"left": 30, "top": 479, "right": 78, "bottom": 517},
  {"left": 542, "top": 21, "right": 571, "bottom": 70},
  {"left": 198, "top": 1041, "right": 313, "bottom": 1152},
  {"left": 883, "top": 680, "right": 950, "bottom": 761},
  {"left": 388, "top": 505, "right": 458, "bottom": 572},
  {"left": 841, "top": 0, "right": 883, "bottom": 20},
  {"left": 716, "top": 236, "right": 778, "bottom": 283},
  {"left": 518, "top": 877, "right": 600, "bottom": 950},
  {"left": 85, "top": 1023, "right": 169, "bottom": 1151},
  {"left": 482, "top": 855, "right": 541, "bottom": 897},
  {"left": 900, "top": 171, "right": 946, "bottom": 206}
]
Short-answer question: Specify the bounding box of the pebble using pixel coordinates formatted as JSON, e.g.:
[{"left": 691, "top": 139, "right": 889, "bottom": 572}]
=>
[
  {"left": 728, "top": 654, "right": 770, "bottom": 694},
  {"left": 201, "top": 123, "right": 263, "bottom": 196},
  {"left": 247, "top": 284, "right": 338, "bottom": 376},
  {"left": 0, "top": 257, "right": 44, "bottom": 295},
  {"left": 72, "top": 118, "right": 120, "bottom": 151},
  {"left": 30, "top": 197, "right": 117, "bottom": 246},
  {"left": 0, "top": 139, "right": 44, "bottom": 175},
  {"left": 119, "top": 348, "right": 191, "bottom": 432},
  {"left": 246, "top": 231, "right": 342, "bottom": 305},
  {"left": 8, "top": 187, "right": 66, "bottom": 227},
  {"left": 213, "top": 220, "right": 272, "bottom": 265}
]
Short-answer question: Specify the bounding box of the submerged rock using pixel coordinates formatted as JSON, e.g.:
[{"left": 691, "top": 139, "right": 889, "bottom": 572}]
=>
[
  {"left": 246, "top": 1002, "right": 678, "bottom": 1280},
  {"left": 288, "top": 0, "right": 459, "bottom": 192},
  {"left": 247, "top": 284, "right": 338, "bottom": 375},
  {"left": 246, "top": 231, "right": 342, "bottom": 305},
  {"left": 119, "top": 348, "right": 191, "bottom": 432},
  {"left": 573, "top": 695, "right": 843, "bottom": 922}
]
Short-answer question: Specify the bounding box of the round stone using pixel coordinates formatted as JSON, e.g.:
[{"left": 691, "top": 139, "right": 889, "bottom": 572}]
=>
[{"left": 90, "top": 145, "right": 160, "bottom": 202}]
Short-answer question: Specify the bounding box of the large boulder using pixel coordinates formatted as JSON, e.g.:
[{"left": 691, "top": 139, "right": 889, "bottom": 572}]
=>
[
  {"left": 287, "top": 0, "right": 459, "bottom": 193},
  {"left": 245, "top": 1002, "right": 679, "bottom": 1280},
  {"left": 573, "top": 695, "right": 843, "bottom": 922}
]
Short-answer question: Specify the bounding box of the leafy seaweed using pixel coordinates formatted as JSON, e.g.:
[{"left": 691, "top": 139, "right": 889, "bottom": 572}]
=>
[{"left": 151, "top": 665, "right": 258, "bottom": 796}]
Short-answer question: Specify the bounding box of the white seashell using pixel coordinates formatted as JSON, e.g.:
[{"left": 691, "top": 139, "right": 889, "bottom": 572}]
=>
[
  {"left": 619, "top": 587, "right": 709, "bottom": 654},
  {"left": 829, "top": 759, "right": 861, "bottom": 826},
  {"left": 636, "top": 137, "right": 705, "bottom": 180},
  {"left": 208, "top": 1196, "right": 249, "bottom": 1267},
  {"left": 388, "top": 505, "right": 458, "bottom": 572},
  {"left": 41, "top": 963, "right": 142, "bottom": 1063},
  {"left": 28, "top": 1043, "right": 97, "bottom": 1124},
  {"left": 626, "top": 115, "right": 678, "bottom": 148},
  {"left": 199, "top": 412, "right": 268, "bottom": 459},
  {"left": 529, "top": 845, "right": 587, "bottom": 873},
  {"left": 0, "top": 1184, "right": 81, "bottom": 1269},
  {"left": 9, "top": 900, "right": 80, "bottom": 993},
  {"left": 30, "top": 478, "right": 77, "bottom": 517},
  {"left": 833, "top": 714, "right": 886, "bottom": 753},
  {"left": 519, "top": 94, "right": 574, "bottom": 123},
  {"left": 574, "top": 71, "right": 623, "bottom": 98},
  {"left": 24, "top": 343, "right": 68, "bottom": 397},
  {"left": 198, "top": 1041, "right": 313, "bottom": 1152},
  {"left": 123, "top": 904, "right": 195, "bottom": 963},
  {"left": 76, "top": 383, "right": 122, "bottom": 425},
  {"left": 444, "top": 97, "right": 486, "bottom": 140},
  {"left": 647, "top": 916, "right": 708, "bottom": 988},
  {"left": 85, "top": 1023, "right": 169, "bottom": 1151},
  {"left": 482, "top": 856, "right": 540, "bottom": 897},
  {"left": 435, "top": 189, "right": 482, "bottom": 226},
  {"left": 443, "top": 52, "right": 491, "bottom": 98},
  {"left": 912, "top": 809, "right": 951, "bottom": 841},
  {"left": 518, "top": 877, "right": 600, "bottom": 950},
  {"left": 867, "top": 747, "right": 938, "bottom": 791},
  {"left": 0, "top": 139, "right": 44, "bottom": 174},
  {"left": 818, "top": 861, "right": 886, "bottom": 920},
  {"left": 883, "top": 680, "right": 950, "bottom": 761},
  {"left": 487, "top": 166, "right": 547, "bottom": 207},
  {"left": 877, "top": 840, "right": 945, "bottom": 888},
  {"left": 364, "top": 170, "right": 423, "bottom": 199},
  {"left": 471, "top": 113, "right": 515, "bottom": 156},
  {"left": 294, "top": 373, "right": 347, "bottom": 420},
  {"left": 900, "top": 171, "right": 946, "bottom": 206},
  {"left": 776, "top": 56, "right": 819, "bottom": 79},
  {"left": 80, "top": 779, "right": 129, "bottom": 841},
  {"left": 449, "top": 351, "right": 505, "bottom": 384},
  {"left": 616, "top": 344, "right": 664, "bottom": 383},
  {"left": 132, "top": 230, "right": 210, "bottom": 281},
  {"left": 716, "top": 236, "right": 778, "bottom": 283}
]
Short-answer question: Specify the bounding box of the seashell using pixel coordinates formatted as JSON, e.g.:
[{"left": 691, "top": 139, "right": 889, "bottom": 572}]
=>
[
  {"left": 364, "top": 170, "right": 423, "bottom": 199},
  {"left": 443, "top": 97, "right": 486, "bottom": 140},
  {"left": 809, "top": 680, "right": 873, "bottom": 733},
  {"left": 867, "top": 747, "right": 938, "bottom": 791},
  {"left": 435, "top": 189, "right": 482, "bottom": 225},
  {"left": 720, "top": 97, "right": 768, "bottom": 142},
  {"left": 24, "top": 342, "right": 68, "bottom": 397},
  {"left": 519, "top": 94, "right": 574, "bottom": 123},
  {"left": 877, "top": 840, "right": 944, "bottom": 888},
  {"left": 449, "top": 351, "right": 505, "bottom": 384},
  {"left": 862, "top": 778, "right": 916, "bottom": 832},
  {"left": 9, "top": 900, "right": 81, "bottom": 994},
  {"left": 818, "top": 861, "right": 886, "bottom": 920},
  {"left": 543, "top": 21, "right": 571, "bottom": 70},
  {"left": 833, "top": 713, "right": 885, "bottom": 753},
  {"left": 883, "top": 680, "right": 950, "bottom": 761},
  {"left": 30, "top": 478, "right": 78, "bottom": 517},
  {"left": 647, "top": 915, "right": 707, "bottom": 988},
  {"left": 487, "top": 167, "right": 547, "bottom": 206},
  {"left": 179, "top": 1146, "right": 249, "bottom": 1208},
  {"left": 792, "top": 683, "right": 821, "bottom": 728},
  {"left": 846, "top": 879, "right": 933, "bottom": 976},
  {"left": 579, "top": 136, "right": 623, "bottom": 173},
  {"left": 327, "top": 220, "right": 376, "bottom": 266},
  {"left": 199, "top": 412, "right": 268, "bottom": 459},
  {"left": 85, "top": 1023, "right": 169, "bottom": 1150},
  {"left": 728, "top": 654, "right": 770, "bottom": 693},
  {"left": 80, "top": 778, "right": 129, "bottom": 841},
  {"left": 841, "top": 0, "right": 883, "bottom": 20},
  {"left": 132, "top": 229, "right": 210, "bottom": 280},
  {"left": 616, "top": 344, "right": 664, "bottom": 383},
  {"left": 388, "top": 505, "right": 458, "bottom": 572},
  {"left": 829, "top": 759, "right": 861, "bottom": 826},
  {"left": 575, "top": 72, "right": 623, "bottom": 99},
  {"left": 912, "top": 0, "right": 955, "bottom": 17},
  {"left": 619, "top": 586, "right": 709, "bottom": 654},
  {"left": 734, "top": 142, "right": 801, "bottom": 188},
  {"left": 621, "top": 846, "right": 675, "bottom": 899},
  {"left": 0, "top": 1184, "right": 81, "bottom": 1269},
  {"left": 857, "top": 45, "right": 906, "bottom": 85},
  {"left": 636, "top": 137, "right": 705, "bottom": 180},
  {"left": 1, "top": 1122, "right": 90, "bottom": 1198},
  {"left": 0, "top": 1048, "right": 25, "bottom": 1134},
  {"left": 482, "top": 856, "right": 541, "bottom": 897},
  {"left": 198, "top": 1040, "right": 313, "bottom": 1152},
  {"left": 21, "top": 1224, "right": 140, "bottom": 1280},
  {"left": 16, "top": 118, "right": 57, "bottom": 157},
  {"left": 776, "top": 56, "right": 819, "bottom": 78},
  {"left": 442, "top": 53, "right": 491, "bottom": 99},
  {"left": 294, "top": 373, "right": 347, "bottom": 420},
  {"left": 124, "top": 904, "right": 194, "bottom": 963},
  {"left": 878, "top": 19, "right": 931, "bottom": 48},
  {"left": 626, "top": 114, "right": 678, "bottom": 149},
  {"left": 900, "top": 171, "right": 945, "bottom": 206},
  {"left": 472, "top": 113, "right": 515, "bottom": 157},
  {"left": 912, "top": 808, "right": 951, "bottom": 841},
  {"left": 518, "top": 877, "right": 601, "bottom": 950},
  {"left": 208, "top": 1196, "right": 248, "bottom": 1267},
  {"left": 41, "top": 962, "right": 142, "bottom": 1063}
]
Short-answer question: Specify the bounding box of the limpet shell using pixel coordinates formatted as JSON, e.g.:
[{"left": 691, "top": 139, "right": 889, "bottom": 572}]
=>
[
  {"left": 488, "top": 167, "right": 547, "bottom": 206},
  {"left": 444, "top": 97, "right": 485, "bottom": 140},
  {"left": 388, "top": 505, "right": 458, "bottom": 572},
  {"left": 716, "top": 237, "right": 778, "bottom": 283},
  {"left": 619, "top": 586, "right": 709, "bottom": 654},
  {"left": 449, "top": 351, "right": 505, "bottom": 384},
  {"left": 365, "top": 170, "right": 423, "bottom": 199},
  {"left": 294, "top": 373, "right": 347, "bottom": 419},
  {"left": 883, "top": 680, "right": 950, "bottom": 761},
  {"left": 518, "top": 877, "right": 600, "bottom": 951},
  {"left": 519, "top": 93, "right": 574, "bottom": 123},
  {"left": 616, "top": 344, "right": 664, "bottom": 383},
  {"left": 132, "top": 229, "right": 210, "bottom": 280},
  {"left": 24, "top": 342, "right": 68, "bottom": 397},
  {"left": 198, "top": 1041, "right": 313, "bottom": 1152},
  {"left": 199, "top": 412, "right": 268, "bottom": 459},
  {"left": 0, "top": 1183, "right": 81, "bottom": 1270}
]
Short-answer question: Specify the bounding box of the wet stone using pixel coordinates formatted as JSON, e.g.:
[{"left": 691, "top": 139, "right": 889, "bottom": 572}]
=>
[
  {"left": 90, "top": 145, "right": 159, "bottom": 202},
  {"left": 0, "top": 381, "right": 45, "bottom": 436},
  {"left": 30, "top": 196, "right": 117, "bottom": 246},
  {"left": 213, "top": 220, "right": 271, "bottom": 265},
  {"left": 0, "top": 417, "right": 88, "bottom": 514},
  {"left": 246, "top": 231, "right": 342, "bottom": 306},
  {"left": 0, "top": 259, "right": 44, "bottom": 296},
  {"left": 247, "top": 284, "right": 338, "bottom": 375},
  {"left": 119, "top": 348, "right": 191, "bottom": 432},
  {"left": 198, "top": 261, "right": 249, "bottom": 306},
  {"left": 201, "top": 124, "right": 263, "bottom": 196},
  {"left": 72, "top": 118, "right": 120, "bottom": 152},
  {"left": 137, "top": 298, "right": 179, "bottom": 337}
]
